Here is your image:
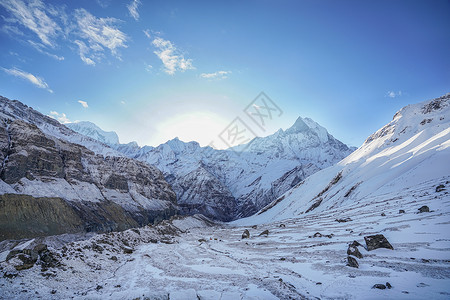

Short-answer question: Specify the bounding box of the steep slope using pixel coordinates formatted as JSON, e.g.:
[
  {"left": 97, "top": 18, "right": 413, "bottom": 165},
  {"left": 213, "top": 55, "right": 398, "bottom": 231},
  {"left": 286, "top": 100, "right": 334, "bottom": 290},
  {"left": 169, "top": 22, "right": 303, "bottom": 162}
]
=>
[
  {"left": 69, "top": 116, "right": 354, "bottom": 221},
  {"left": 237, "top": 93, "right": 450, "bottom": 224},
  {"left": 0, "top": 96, "right": 177, "bottom": 240}
]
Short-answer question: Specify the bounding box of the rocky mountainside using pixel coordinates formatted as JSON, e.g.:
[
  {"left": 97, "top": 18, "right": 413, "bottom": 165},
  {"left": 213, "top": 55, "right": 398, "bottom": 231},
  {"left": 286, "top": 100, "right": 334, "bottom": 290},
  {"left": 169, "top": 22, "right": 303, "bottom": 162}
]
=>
[
  {"left": 237, "top": 93, "right": 450, "bottom": 224},
  {"left": 68, "top": 116, "right": 354, "bottom": 221},
  {"left": 0, "top": 96, "right": 177, "bottom": 241}
]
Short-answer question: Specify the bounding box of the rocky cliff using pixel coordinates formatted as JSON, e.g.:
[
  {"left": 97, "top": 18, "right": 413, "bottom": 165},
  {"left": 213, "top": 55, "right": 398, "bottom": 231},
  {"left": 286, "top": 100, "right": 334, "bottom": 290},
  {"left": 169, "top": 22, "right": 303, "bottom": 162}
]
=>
[{"left": 0, "top": 96, "right": 177, "bottom": 241}]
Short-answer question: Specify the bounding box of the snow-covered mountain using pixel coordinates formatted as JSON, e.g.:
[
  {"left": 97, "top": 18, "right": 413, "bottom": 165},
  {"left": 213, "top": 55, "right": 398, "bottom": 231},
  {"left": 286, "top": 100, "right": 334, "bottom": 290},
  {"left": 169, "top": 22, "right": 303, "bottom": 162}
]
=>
[
  {"left": 0, "top": 96, "right": 177, "bottom": 240},
  {"left": 69, "top": 116, "right": 354, "bottom": 221},
  {"left": 237, "top": 93, "right": 450, "bottom": 224},
  {"left": 66, "top": 121, "right": 119, "bottom": 145}
]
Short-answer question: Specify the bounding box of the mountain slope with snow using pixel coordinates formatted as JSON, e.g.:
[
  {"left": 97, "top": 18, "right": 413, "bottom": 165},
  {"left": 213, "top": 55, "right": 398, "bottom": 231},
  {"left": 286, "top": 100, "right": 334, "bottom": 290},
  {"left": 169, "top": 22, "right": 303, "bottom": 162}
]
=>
[{"left": 236, "top": 93, "right": 450, "bottom": 224}]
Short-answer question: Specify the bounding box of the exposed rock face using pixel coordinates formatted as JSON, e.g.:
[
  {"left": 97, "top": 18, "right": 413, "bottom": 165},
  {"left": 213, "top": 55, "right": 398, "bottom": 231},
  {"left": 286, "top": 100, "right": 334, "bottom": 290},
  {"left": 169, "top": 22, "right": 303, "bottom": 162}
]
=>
[{"left": 0, "top": 96, "right": 177, "bottom": 241}]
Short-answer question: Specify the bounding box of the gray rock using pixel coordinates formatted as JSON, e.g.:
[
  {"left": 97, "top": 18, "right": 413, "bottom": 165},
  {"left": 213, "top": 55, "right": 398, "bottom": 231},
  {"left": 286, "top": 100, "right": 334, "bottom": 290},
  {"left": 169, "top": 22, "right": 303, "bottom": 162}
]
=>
[
  {"left": 347, "top": 245, "right": 363, "bottom": 259},
  {"left": 364, "top": 234, "right": 394, "bottom": 251},
  {"left": 418, "top": 206, "right": 429, "bottom": 213},
  {"left": 372, "top": 284, "right": 386, "bottom": 289},
  {"left": 347, "top": 256, "right": 359, "bottom": 268},
  {"left": 259, "top": 229, "right": 269, "bottom": 236},
  {"left": 242, "top": 229, "right": 250, "bottom": 239}
]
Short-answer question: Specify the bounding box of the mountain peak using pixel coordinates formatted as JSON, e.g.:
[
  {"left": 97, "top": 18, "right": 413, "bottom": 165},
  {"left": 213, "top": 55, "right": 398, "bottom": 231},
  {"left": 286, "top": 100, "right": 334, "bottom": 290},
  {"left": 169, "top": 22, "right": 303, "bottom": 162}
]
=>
[{"left": 285, "top": 116, "right": 310, "bottom": 134}]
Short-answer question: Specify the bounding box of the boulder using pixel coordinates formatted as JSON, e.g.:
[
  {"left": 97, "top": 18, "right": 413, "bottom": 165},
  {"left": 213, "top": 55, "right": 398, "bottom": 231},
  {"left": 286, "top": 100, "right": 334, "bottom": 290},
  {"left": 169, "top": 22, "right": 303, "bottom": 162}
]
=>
[
  {"left": 372, "top": 284, "right": 386, "bottom": 289},
  {"left": 364, "top": 234, "right": 394, "bottom": 251},
  {"left": 242, "top": 229, "right": 250, "bottom": 239},
  {"left": 259, "top": 230, "right": 269, "bottom": 236},
  {"left": 347, "top": 245, "right": 363, "bottom": 259},
  {"left": 399, "top": 209, "right": 405, "bottom": 214},
  {"left": 347, "top": 256, "right": 359, "bottom": 268},
  {"left": 418, "top": 206, "right": 429, "bottom": 213}
]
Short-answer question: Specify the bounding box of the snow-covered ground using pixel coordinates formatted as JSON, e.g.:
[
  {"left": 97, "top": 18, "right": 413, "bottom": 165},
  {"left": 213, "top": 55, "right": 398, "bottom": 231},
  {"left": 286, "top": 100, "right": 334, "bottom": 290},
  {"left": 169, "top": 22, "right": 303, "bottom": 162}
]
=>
[{"left": 1, "top": 177, "right": 449, "bottom": 299}]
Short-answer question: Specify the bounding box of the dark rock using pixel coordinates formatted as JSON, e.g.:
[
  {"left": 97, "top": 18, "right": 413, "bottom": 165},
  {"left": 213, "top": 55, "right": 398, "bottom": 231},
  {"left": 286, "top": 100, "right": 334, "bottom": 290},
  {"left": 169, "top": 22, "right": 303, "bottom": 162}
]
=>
[
  {"left": 279, "top": 224, "right": 286, "bottom": 228},
  {"left": 418, "top": 206, "right": 429, "bottom": 213},
  {"left": 242, "top": 229, "right": 250, "bottom": 239},
  {"left": 347, "top": 245, "right": 363, "bottom": 259},
  {"left": 39, "top": 249, "right": 61, "bottom": 271},
  {"left": 386, "top": 282, "right": 392, "bottom": 289},
  {"left": 350, "top": 240, "right": 362, "bottom": 247},
  {"left": 347, "top": 256, "right": 359, "bottom": 268},
  {"left": 92, "top": 243, "right": 104, "bottom": 253},
  {"left": 198, "top": 238, "right": 207, "bottom": 243},
  {"left": 259, "top": 230, "right": 269, "bottom": 236},
  {"left": 399, "top": 209, "right": 405, "bottom": 214},
  {"left": 313, "top": 232, "right": 322, "bottom": 238},
  {"left": 3, "top": 272, "right": 18, "bottom": 278},
  {"left": 372, "top": 284, "right": 386, "bottom": 289},
  {"left": 122, "top": 247, "right": 133, "bottom": 254},
  {"left": 51, "top": 290, "right": 57, "bottom": 294},
  {"left": 96, "top": 285, "right": 103, "bottom": 291},
  {"left": 381, "top": 213, "right": 386, "bottom": 216},
  {"left": 110, "top": 256, "right": 118, "bottom": 261},
  {"left": 364, "top": 234, "right": 394, "bottom": 251},
  {"left": 436, "top": 184, "right": 445, "bottom": 192},
  {"left": 251, "top": 225, "right": 257, "bottom": 229},
  {"left": 336, "top": 217, "right": 352, "bottom": 223}
]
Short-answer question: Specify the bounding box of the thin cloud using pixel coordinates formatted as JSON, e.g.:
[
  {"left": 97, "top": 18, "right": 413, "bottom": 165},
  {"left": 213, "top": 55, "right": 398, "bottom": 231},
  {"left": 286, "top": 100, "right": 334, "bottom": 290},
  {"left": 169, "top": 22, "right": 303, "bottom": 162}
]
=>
[
  {"left": 28, "top": 40, "right": 64, "bottom": 61},
  {"left": 200, "top": 70, "right": 231, "bottom": 80},
  {"left": 74, "top": 40, "right": 95, "bottom": 65},
  {"left": 49, "top": 111, "right": 70, "bottom": 123},
  {"left": 2, "top": 67, "right": 53, "bottom": 93},
  {"left": 127, "top": 0, "right": 141, "bottom": 21},
  {"left": 386, "top": 90, "right": 402, "bottom": 98},
  {"left": 0, "top": 0, "right": 62, "bottom": 47},
  {"left": 74, "top": 8, "right": 128, "bottom": 64},
  {"left": 78, "top": 100, "right": 88, "bottom": 108},
  {"left": 152, "top": 37, "right": 194, "bottom": 75},
  {"left": 143, "top": 29, "right": 151, "bottom": 39}
]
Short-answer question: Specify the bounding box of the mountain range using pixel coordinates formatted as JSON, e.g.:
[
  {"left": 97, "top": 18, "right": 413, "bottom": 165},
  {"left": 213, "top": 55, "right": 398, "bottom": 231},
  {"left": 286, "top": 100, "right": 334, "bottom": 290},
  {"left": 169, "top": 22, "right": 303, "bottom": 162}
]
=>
[{"left": 67, "top": 115, "right": 354, "bottom": 221}]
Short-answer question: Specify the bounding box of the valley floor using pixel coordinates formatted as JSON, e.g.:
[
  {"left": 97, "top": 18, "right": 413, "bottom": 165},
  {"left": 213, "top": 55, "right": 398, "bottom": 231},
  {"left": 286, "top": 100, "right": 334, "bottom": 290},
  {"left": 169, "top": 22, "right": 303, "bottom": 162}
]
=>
[{"left": 1, "top": 177, "right": 450, "bottom": 299}]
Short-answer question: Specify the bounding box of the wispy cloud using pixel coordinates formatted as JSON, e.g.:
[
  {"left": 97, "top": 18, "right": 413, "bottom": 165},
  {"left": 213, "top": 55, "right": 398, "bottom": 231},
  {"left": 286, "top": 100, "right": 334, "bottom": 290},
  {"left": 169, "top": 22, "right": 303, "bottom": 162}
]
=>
[
  {"left": 200, "top": 70, "right": 231, "bottom": 80},
  {"left": 152, "top": 37, "right": 194, "bottom": 75},
  {"left": 127, "top": 0, "right": 141, "bottom": 21},
  {"left": 28, "top": 40, "right": 64, "bottom": 61},
  {"left": 0, "top": 0, "right": 62, "bottom": 47},
  {"left": 74, "top": 40, "right": 96, "bottom": 65},
  {"left": 386, "top": 90, "right": 402, "bottom": 98},
  {"left": 49, "top": 111, "right": 70, "bottom": 123},
  {"left": 145, "top": 63, "right": 153, "bottom": 72},
  {"left": 143, "top": 29, "right": 151, "bottom": 39},
  {"left": 74, "top": 8, "right": 128, "bottom": 64},
  {"left": 78, "top": 100, "right": 88, "bottom": 108},
  {"left": 1, "top": 67, "right": 53, "bottom": 93}
]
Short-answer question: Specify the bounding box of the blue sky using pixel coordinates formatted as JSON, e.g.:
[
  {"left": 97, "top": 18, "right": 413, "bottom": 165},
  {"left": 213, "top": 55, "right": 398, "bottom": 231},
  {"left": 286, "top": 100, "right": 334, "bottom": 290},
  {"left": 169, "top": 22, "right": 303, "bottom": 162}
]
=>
[{"left": 0, "top": 0, "right": 449, "bottom": 148}]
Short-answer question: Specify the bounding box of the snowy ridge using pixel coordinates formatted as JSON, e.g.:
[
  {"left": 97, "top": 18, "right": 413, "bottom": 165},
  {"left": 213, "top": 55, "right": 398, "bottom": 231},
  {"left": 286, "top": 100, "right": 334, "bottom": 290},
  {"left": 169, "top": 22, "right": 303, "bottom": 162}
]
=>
[{"left": 0, "top": 96, "right": 122, "bottom": 157}]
